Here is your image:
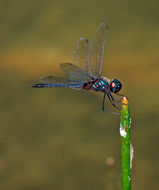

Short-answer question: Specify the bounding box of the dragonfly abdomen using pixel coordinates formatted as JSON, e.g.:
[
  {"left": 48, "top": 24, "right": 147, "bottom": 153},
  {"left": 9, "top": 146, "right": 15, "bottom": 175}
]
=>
[
  {"left": 32, "top": 83, "right": 83, "bottom": 88},
  {"left": 32, "top": 84, "right": 62, "bottom": 88}
]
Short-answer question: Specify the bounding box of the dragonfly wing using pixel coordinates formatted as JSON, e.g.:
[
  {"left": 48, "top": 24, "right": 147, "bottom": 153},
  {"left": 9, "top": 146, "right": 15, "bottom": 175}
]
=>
[
  {"left": 40, "top": 76, "right": 82, "bottom": 84},
  {"left": 33, "top": 76, "right": 84, "bottom": 89},
  {"left": 59, "top": 63, "right": 90, "bottom": 81},
  {"left": 72, "top": 37, "right": 89, "bottom": 72},
  {"left": 88, "top": 23, "right": 109, "bottom": 78},
  {"left": 60, "top": 38, "right": 92, "bottom": 81}
]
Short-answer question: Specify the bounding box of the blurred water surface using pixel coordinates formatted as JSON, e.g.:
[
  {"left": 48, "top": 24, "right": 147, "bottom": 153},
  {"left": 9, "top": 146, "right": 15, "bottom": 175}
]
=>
[{"left": 0, "top": 0, "right": 159, "bottom": 189}]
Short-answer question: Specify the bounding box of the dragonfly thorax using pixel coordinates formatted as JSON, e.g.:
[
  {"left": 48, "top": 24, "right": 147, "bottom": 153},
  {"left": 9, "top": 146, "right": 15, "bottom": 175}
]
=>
[{"left": 82, "top": 78, "right": 110, "bottom": 92}]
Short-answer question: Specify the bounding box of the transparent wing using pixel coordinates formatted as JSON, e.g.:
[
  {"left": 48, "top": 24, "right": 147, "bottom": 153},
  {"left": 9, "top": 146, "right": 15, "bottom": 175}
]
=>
[
  {"left": 72, "top": 37, "right": 89, "bottom": 72},
  {"left": 40, "top": 76, "right": 82, "bottom": 84},
  {"left": 59, "top": 63, "right": 91, "bottom": 81},
  {"left": 60, "top": 38, "right": 92, "bottom": 81},
  {"left": 88, "top": 23, "right": 109, "bottom": 78},
  {"left": 35, "top": 76, "right": 84, "bottom": 89}
]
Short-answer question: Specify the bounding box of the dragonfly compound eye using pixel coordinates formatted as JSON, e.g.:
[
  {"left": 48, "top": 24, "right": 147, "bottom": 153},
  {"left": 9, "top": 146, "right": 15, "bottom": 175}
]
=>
[{"left": 110, "top": 79, "right": 122, "bottom": 93}]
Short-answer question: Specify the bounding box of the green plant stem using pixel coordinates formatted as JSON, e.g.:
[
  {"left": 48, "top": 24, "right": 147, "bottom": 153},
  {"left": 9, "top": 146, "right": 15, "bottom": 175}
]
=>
[{"left": 120, "top": 97, "right": 131, "bottom": 190}]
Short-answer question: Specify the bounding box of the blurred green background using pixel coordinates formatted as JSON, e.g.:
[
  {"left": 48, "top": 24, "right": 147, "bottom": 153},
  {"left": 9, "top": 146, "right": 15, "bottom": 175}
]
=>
[{"left": 0, "top": 0, "right": 159, "bottom": 189}]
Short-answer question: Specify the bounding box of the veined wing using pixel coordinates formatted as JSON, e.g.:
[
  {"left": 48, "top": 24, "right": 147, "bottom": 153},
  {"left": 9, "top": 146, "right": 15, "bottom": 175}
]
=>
[
  {"left": 88, "top": 23, "right": 109, "bottom": 78},
  {"left": 40, "top": 76, "right": 82, "bottom": 84},
  {"left": 60, "top": 38, "right": 92, "bottom": 81},
  {"left": 59, "top": 63, "right": 90, "bottom": 81},
  {"left": 32, "top": 76, "right": 83, "bottom": 88},
  {"left": 72, "top": 37, "right": 89, "bottom": 72}
]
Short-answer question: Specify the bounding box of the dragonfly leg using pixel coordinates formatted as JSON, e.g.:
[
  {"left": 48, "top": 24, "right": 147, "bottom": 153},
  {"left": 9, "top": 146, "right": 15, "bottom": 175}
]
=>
[
  {"left": 115, "top": 93, "right": 125, "bottom": 97},
  {"left": 102, "top": 93, "right": 106, "bottom": 111},
  {"left": 109, "top": 92, "right": 114, "bottom": 101},
  {"left": 109, "top": 92, "right": 122, "bottom": 103},
  {"left": 102, "top": 92, "right": 120, "bottom": 115},
  {"left": 107, "top": 92, "right": 121, "bottom": 110},
  {"left": 103, "top": 109, "right": 120, "bottom": 115}
]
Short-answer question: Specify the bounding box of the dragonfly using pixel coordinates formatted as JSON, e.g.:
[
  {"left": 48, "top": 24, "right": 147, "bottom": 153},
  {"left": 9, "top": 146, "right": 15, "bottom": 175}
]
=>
[{"left": 32, "top": 23, "right": 123, "bottom": 111}]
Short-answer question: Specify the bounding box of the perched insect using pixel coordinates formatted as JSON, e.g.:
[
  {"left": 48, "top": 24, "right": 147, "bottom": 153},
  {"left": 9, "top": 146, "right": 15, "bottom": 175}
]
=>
[{"left": 32, "top": 23, "right": 123, "bottom": 111}]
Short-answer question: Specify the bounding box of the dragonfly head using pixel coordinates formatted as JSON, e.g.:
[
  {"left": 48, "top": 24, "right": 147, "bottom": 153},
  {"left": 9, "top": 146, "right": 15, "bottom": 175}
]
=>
[{"left": 110, "top": 79, "right": 122, "bottom": 93}]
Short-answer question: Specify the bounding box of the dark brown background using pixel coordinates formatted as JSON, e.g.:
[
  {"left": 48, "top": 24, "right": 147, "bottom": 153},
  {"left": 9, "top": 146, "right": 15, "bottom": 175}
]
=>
[{"left": 0, "top": 0, "right": 158, "bottom": 189}]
